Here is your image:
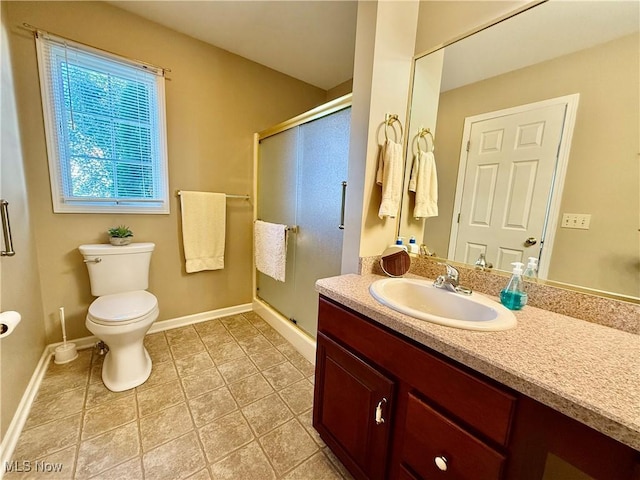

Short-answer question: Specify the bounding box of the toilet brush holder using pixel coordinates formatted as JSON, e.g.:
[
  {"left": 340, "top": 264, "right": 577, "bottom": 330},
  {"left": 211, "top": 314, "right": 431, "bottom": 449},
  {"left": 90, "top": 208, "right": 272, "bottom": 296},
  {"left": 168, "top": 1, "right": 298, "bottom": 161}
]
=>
[{"left": 54, "top": 342, "right": 78, "bottom": 364}]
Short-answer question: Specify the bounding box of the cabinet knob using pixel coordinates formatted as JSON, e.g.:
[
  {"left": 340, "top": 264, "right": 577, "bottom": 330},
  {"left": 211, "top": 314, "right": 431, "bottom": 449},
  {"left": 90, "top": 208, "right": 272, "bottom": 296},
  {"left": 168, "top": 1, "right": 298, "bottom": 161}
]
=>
[
  {"left": 434, "top": 456, "right": 448, "bottom": 471},
  {"left": 375, "top": 398, "right": 387, "bottom": 425}
]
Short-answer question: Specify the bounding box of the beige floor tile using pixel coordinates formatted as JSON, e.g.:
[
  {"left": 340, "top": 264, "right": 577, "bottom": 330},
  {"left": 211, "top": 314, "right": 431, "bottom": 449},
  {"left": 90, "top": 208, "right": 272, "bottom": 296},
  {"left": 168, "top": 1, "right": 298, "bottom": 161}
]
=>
[
  {"left": 13, "top": 413, "right": 81, "bottom": 461},
  {"left": 143, "top": 431, "right": 205, "bottom": 480},
  {"left": 259, "top": 419, "right": 319, "bottom": 475},
  {"left": 137, "top": 360, "right": 179, "bottom": 391},
  {"left": 243, "top": 312, "right": 270, "bottom": 330},
  {"left": 144, "top": 332, "right": 168, "bottom": 348},
  {"left": 275, "top": 343, "right": 299, "bottom": 360},
  {"left": 188, "top": 386, "right": 237, "bottom": 427},
  {"left": 145, "top": 340, "right": 172, "bottom": 364},
  {"left": 88, "top": 457, "right": 143, "bottom": 480},
  {"left": 278, "top": 379, "right": 314, "bottom": 415},
  {"left": 194, "top": 319, "right": 226, "bottom": 337},
  {"left": 208, "top": 341, "right": 246, "bottom": 365},
  {"left": 218, "top": 314, "right": 248, "bottom": 329},
  {"left": 217, "top": 357, "right": 258, "bottom": 384},
  {"left": 35, "top": 368, "right": 89, "bottom": 403},
  {"left": 89, "top": 362, "right": 103, "bottom": 384},
  {"left": 229, "top": 325, "right": 261, "bottom": 341},
  {"left": 262, "top": 362, "right": 304, "bottom": 391},
  {"left": 175, "top": 351, "right": 214, "bottom": 377},
  {"left": 4, "top": 445, "right": 76, "bottom": 480},
  {"left": 140, "top": 403, "right": 194, "bottom": 452},
  {"left": 198, "top": 410, "right": 254, "bottom": 464},
  {"left": 280, "top": 452, "right": 342, "bottom": 480},
  {"left": 24, "top": 387, "right": 85, "bottom": 430},
  {"left": 75, "top": 421, "right": 140, "bottom": 479},
  {"left": 228, "top": 373, "right": 275, "bottom": 407},
  {"left": 85, "top": 381, "right": 134, "bottom": 409},
  {"left": 241, "top": 393, "right": 293, "bottom": 437},
  {"left": 200, "top": 330, "right": 235, "bottom": 350},
  {"left": 137, "top": 379, "right": 185, "bottom": 417},
  {"left": 209, "top": 441, "right": 276, "bottom": 480},
  {"left": 186, "top": 469, "right": 212, "bottom": 480},
  {"left": 287, "top": 352, "right": 315, "bottom": 377},
  {"left": 82, "top": 394, "right": 138, "bottom": 440},
  {"left": 250, "top": 349, "right": 288, "bottom": 371},
  {"left": 297, "top": 409, "right": 325, "bottom": 447},
  {"left": 238, "top": 335, "right": 274, "bottom": 355},
  {"left": 181, "top": 367, "right": 225, "bottom": 399},
  {"left": 165, "top": 326, "right": 199, "bottom": 345},
  {"left": 261, "top": 327, "right": 288, "bottom": 346},
  {"left": 170, "top": 338, "right": 207, "bottom": 360}
]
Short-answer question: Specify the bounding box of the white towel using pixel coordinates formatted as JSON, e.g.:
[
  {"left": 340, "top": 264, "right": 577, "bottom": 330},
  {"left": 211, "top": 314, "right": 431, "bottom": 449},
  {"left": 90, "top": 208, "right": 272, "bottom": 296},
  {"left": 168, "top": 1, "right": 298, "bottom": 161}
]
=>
[
  {"left": 376, "top": 139, "right": 404, "bottom": 218},
  {"left": 254, "top": 220, "right": 288, "bottom": 282},
  {"left": 180, "top": 191, "right": 226, "bottom": 273},
  {"left": 409, "top": 150, "right": 438, "bottom": 219}
]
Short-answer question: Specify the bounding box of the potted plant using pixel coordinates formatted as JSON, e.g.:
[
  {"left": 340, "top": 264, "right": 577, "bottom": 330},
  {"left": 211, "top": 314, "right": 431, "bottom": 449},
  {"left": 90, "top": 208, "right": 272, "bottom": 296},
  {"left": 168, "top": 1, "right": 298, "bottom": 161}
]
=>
[{"left": 108, "top": 225, "right": 133, "bottom": 246}]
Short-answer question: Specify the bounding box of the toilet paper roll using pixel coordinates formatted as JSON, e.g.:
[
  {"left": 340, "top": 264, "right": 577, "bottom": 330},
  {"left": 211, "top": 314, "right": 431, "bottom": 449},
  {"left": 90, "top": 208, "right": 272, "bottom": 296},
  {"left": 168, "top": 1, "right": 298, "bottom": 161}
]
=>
[{"left": 0, "top": 311, "right": 21, "bottom": 339}]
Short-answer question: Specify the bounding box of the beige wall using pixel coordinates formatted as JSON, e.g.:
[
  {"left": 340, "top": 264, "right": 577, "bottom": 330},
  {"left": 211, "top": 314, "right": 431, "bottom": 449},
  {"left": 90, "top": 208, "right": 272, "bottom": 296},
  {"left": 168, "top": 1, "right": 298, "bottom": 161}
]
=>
[
  {"left": 5, "top": 1, "right": 326, "bottom": 343},
  {"left": 1, "top": 4, "right": 47, "bottom": 439},
  {"left": 425, "top": 33, "right": 639, "bottom": 296},
  {"left": 326, "top": 79, "right": 353, "bottom": 102},
  {"left": 415, "top": 0, "right": 531, "bottom": 55}
]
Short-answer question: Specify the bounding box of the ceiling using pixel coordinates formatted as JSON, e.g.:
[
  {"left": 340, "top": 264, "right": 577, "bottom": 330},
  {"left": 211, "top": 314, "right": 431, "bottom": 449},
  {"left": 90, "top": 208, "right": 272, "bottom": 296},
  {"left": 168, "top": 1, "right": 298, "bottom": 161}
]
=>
[{"left": 108, "top": 0, "right": 358, "bottom": 91}]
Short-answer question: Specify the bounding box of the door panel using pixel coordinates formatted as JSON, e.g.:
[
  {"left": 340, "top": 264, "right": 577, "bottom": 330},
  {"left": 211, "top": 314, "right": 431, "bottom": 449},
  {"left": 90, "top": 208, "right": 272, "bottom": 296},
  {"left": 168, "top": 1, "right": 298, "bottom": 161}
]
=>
[{"left": 454, "top": 103, "right": 567, "bottom": 270}]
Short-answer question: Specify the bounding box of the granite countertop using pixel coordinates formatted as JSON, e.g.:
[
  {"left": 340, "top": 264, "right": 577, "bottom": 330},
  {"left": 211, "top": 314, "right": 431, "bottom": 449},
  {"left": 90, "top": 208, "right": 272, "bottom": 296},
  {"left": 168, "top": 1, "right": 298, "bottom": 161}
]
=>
[{"left": 315, "top": 273, "right": 640, "bottom": 451}]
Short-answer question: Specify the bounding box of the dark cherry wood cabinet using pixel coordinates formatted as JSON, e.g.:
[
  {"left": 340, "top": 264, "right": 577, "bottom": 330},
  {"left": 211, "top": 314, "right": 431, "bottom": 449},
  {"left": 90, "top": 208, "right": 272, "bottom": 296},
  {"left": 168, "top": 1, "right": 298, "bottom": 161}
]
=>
[{"left": 313, "top": 295, "right": 639, "bottom": 480}]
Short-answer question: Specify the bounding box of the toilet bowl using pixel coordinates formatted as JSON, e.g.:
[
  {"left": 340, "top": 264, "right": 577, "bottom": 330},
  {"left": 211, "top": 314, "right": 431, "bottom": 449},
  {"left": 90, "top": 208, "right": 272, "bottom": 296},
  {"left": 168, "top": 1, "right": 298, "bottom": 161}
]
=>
[
  {"left": 86, "top": 290, "right": 159, "bottom": 391},
  {"left": 79, "top": 243, "right": 158, "bottom": 392}
]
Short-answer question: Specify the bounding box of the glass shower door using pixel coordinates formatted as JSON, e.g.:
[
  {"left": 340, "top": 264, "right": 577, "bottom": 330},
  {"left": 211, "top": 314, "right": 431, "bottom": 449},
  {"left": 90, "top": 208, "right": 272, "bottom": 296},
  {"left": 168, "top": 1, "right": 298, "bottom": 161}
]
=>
[{"left": 256, "top": 106, "right": 351, "bottom": 338}]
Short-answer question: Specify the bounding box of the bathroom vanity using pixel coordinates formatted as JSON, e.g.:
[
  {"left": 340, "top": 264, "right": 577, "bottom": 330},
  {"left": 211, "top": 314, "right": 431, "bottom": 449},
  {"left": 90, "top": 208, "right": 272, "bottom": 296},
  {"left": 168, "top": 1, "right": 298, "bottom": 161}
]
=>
[{"left": 313, "top": 274, "right": 640, "bottom": 480}]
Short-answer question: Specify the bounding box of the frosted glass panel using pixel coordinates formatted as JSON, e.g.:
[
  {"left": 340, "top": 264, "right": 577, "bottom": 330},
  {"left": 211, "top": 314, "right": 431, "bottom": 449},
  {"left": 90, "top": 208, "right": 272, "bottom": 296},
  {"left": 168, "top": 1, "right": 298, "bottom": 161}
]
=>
[
  {"left": 294, "top": 108, "right": 351, "bottom": 336},
  {"left": 256, "top": 128, "right": 298, "bottom": 320}
]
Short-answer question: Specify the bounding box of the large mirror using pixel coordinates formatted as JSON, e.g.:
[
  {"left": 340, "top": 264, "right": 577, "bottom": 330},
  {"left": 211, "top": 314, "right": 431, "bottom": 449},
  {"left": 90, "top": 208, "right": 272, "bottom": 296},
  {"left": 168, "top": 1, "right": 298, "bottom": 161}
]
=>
[{"left": 399, "top": 0, "right": 639, "bottom": 299}]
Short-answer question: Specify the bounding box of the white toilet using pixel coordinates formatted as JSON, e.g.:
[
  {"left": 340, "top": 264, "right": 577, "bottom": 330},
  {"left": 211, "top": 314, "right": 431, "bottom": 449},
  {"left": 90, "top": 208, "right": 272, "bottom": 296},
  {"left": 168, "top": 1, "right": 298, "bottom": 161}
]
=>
[{"left": 79, "top": 242, "right": 159, "bottom": 392}]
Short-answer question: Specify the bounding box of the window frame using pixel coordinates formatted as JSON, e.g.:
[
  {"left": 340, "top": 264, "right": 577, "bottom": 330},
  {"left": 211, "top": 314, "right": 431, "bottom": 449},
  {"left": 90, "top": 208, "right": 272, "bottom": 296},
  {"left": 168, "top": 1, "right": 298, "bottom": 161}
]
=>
[{"left": 35, "top": 32, "right": 170, "bottom": 214}]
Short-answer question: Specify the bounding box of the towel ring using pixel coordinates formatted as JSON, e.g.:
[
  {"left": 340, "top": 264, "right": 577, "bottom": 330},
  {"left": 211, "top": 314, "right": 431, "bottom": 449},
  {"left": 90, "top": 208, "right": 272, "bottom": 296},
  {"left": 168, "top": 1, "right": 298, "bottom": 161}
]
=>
[
  {"left": 384, "top": 113, "right": 403, "bottom": 143},
  {"left": 417, "top": 127, "right": 435, "bottom": 154}
]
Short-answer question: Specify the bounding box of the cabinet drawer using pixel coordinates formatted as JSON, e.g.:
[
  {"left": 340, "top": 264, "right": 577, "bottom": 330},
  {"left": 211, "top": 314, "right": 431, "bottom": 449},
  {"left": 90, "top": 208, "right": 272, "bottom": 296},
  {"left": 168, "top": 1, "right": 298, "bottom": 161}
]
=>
[
  {"left": 319, "top": 297, "right": 516, "bottom": 446},
  {"left": 402, "top": 393, "right": 506, "bottom": 480}
]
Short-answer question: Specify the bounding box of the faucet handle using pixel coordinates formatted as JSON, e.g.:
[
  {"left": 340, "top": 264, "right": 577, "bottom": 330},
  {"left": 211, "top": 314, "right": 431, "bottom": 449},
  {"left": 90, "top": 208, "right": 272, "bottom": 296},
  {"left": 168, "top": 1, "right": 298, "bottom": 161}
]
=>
[{"left": 438, "top": 263, "right": 459, "bottom": 281}]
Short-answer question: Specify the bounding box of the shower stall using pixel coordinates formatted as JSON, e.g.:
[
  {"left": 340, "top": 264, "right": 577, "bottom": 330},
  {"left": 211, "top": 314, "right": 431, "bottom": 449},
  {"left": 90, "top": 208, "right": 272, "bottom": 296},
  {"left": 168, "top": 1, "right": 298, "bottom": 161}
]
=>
[{"left": 254, "top": 95, "right": 351, "bottom": 339}]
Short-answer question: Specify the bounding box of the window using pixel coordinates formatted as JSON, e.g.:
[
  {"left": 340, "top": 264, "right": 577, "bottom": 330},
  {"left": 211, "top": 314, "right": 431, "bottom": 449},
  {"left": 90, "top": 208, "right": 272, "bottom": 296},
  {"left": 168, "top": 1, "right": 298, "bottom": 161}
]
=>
[{"left": 35, "top": 32, "right": 169, "bottom": 213}]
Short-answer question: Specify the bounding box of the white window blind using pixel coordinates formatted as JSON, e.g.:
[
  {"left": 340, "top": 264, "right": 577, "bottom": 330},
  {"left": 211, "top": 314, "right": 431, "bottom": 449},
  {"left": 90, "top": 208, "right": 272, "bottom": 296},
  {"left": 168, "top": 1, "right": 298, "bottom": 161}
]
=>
[{"left": 35, "top": 32, "right": 169, "bottom": 214}]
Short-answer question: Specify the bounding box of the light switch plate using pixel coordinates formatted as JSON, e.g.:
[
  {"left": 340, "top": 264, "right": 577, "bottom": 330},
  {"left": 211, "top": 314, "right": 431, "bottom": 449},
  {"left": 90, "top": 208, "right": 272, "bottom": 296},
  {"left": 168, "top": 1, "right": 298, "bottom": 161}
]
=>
[{"left": 561, "top": 213, "right": 591, "bottom": 230}]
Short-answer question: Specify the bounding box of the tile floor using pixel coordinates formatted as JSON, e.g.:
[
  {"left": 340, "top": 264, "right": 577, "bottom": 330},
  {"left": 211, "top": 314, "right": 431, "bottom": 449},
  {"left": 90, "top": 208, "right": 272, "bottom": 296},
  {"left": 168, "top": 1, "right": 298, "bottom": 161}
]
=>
[{"left": 6, "top": 312, "right": 352, "bottom": 480}]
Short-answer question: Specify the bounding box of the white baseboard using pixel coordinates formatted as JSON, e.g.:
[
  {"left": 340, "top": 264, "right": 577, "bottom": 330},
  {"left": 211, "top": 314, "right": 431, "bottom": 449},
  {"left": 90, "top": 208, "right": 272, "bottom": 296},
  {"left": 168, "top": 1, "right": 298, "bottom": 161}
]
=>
[
  {"left": 0, "top": 347, "right": 52, "bottom": 478},
  {"left": 0, "top": 302, "right": 253, "bottom": 476},
  {"left": 252, "top": 298, "right": 317, "bottom": 364}
]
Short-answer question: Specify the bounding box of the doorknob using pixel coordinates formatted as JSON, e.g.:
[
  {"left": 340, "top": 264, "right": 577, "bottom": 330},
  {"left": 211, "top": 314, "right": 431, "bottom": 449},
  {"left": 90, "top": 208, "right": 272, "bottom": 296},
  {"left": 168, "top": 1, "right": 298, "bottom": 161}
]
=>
[{"left": 524, "top": 237, "right": 537, "bottom": 247}]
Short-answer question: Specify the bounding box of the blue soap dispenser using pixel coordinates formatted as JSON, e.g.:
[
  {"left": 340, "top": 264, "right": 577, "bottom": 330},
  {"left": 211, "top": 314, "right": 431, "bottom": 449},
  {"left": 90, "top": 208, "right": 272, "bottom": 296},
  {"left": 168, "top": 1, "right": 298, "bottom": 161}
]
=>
[{"left": 500, "top": 262, "right": 528, "bottom": 310}]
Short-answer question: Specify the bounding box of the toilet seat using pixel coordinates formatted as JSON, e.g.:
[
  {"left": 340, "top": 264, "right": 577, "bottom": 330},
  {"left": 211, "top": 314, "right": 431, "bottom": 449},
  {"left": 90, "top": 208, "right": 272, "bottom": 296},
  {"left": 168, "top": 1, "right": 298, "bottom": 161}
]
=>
[{"left": 88, "top": 290, "right": 158, "bottom": 326}]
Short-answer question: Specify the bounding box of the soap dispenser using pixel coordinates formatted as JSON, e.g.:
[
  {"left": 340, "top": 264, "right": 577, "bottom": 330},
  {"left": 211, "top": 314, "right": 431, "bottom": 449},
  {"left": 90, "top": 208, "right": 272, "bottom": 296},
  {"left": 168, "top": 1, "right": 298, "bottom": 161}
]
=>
[
  {"left": 390, "top": 237, "right": 408, "bottom": 252},
  {"left": 500, "top": 262, "right": 528, "bottom": 310},
  {"left": 408, "top": 236, "right": 419, "bottom": 254},
  {"left": 523, "top": 257, "right": 538, "bottom": 280}
]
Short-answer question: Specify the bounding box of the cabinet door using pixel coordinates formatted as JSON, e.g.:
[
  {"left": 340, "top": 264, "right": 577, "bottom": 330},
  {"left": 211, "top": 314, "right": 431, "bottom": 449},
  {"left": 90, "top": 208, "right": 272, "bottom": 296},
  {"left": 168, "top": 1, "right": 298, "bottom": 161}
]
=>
[{"left": 313, "top": 332, "right": 394, "bottom": 480}]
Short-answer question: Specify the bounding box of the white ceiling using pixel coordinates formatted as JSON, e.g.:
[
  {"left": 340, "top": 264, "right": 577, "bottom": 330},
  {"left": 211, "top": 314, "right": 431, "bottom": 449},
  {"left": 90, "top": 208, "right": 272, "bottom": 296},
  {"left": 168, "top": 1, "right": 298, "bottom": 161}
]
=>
[{"left": 108, "top": 0, "right": 358, "bottom": 90}]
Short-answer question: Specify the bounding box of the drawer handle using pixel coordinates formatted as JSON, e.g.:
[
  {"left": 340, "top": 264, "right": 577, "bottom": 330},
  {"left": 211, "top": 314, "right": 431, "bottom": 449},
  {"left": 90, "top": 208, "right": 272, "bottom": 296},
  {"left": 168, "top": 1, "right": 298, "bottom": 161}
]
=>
[
  {"left": 375, "top": 398, "right": 387, "bottom": 425},
  {"left": 435, "top": 456, "right": 448, "bottom": 471}
]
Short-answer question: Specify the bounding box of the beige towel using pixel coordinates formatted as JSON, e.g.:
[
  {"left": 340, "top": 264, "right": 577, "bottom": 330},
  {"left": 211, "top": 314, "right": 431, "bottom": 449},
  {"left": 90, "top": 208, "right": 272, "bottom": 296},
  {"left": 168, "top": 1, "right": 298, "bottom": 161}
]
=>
[
  {"left": 409, "top": 150, "right": 438, "bottom": 219},
  {"left": 180, "top": 191, "right": 226, "bottom": 273},
  {"left": 376, "top": 139, "right": 404, "bottom": 218},
  {"left": 254, "top": 220, "right": 288, "bottom": 282}
]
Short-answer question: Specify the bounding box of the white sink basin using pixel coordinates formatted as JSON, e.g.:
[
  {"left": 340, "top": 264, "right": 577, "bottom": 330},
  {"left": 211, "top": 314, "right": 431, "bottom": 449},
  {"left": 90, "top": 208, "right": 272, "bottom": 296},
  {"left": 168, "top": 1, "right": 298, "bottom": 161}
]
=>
[{"left": 369, "top": 277, "right": 516, "bottom": 331}]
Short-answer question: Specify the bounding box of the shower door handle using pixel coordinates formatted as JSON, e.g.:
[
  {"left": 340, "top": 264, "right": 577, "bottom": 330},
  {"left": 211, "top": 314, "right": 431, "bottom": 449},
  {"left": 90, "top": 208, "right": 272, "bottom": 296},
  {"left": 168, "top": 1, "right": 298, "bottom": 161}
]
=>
[
  {"left": 0, "top": 200, "right": 15, "bottom": 257},
  {"left": 339, "top": 181, "right": 347, "bottom": 230}
]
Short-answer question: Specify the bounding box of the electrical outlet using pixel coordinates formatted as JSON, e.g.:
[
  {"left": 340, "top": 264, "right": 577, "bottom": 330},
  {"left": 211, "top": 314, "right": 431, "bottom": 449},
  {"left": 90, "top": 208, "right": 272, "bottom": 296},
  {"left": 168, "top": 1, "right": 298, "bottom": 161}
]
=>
[{"left": 561, "top": 213, "right": 591, "bottom": 230}]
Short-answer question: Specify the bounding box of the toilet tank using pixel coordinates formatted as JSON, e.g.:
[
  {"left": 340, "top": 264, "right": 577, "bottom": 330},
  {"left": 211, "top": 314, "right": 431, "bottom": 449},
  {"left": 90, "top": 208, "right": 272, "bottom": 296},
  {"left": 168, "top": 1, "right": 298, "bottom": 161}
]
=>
[{"left": 79, "top": 243, "right": 155, "bottom": 296}]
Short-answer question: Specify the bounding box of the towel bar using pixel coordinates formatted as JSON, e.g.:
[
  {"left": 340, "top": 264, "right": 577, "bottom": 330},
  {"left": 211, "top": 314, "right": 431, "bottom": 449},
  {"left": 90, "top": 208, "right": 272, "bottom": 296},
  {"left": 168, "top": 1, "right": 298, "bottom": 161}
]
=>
[{"left": 176, "top": 190, "right": 250, "bottom": 200}]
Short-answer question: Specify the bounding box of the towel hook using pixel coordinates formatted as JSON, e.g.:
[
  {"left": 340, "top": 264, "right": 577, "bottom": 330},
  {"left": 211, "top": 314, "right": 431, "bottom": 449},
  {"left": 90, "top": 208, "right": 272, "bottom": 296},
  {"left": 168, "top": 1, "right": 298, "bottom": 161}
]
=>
[
  {"left": 417, "top": 127, "right": 435, "bottom": 154},
  {"left": 384, "top": 113, "right": 403, "bottom": 143}
]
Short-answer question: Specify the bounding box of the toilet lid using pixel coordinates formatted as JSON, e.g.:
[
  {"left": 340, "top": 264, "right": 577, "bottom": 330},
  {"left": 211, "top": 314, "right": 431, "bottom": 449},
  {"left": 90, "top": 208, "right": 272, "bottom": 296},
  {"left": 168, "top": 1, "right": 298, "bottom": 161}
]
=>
[{"left": 88, "top": 291, "right": 158, "bottom": 326}]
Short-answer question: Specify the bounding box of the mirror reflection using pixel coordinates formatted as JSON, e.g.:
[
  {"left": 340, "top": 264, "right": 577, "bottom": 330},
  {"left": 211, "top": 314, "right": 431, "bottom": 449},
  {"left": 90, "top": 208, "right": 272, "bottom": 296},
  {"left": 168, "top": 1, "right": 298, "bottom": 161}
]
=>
[
  {"left": 400, "top": 1, "right": 639, "bottom": 299},
  {"left": 380, "top": 246, "right": 411, "bottom": 277}
]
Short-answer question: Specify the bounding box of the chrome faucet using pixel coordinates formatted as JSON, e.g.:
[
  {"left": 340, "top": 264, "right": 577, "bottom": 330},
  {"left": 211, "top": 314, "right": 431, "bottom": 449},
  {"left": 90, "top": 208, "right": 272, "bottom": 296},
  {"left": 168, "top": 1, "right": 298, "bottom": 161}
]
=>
[{"left": 434, "top": 263, "right": 472, "bottom": 295}]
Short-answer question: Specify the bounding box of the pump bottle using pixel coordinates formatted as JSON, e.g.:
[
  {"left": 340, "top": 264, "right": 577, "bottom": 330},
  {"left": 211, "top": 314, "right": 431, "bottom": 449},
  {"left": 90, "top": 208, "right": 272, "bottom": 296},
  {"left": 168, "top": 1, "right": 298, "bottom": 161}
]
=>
[
  {"left": 500, "top": 262, "right": 528, "bottom": 310},
  {"left": 523, "top": 257, "right": 538, "bottom": 280}
]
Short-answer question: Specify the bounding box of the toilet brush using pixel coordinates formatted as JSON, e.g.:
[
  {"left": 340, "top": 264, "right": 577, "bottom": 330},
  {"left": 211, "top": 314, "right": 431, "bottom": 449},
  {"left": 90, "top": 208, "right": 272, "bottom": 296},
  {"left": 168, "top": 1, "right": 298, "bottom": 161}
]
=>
[{"left": 54, "top": 307, "right": 78, "bottom": 364}]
